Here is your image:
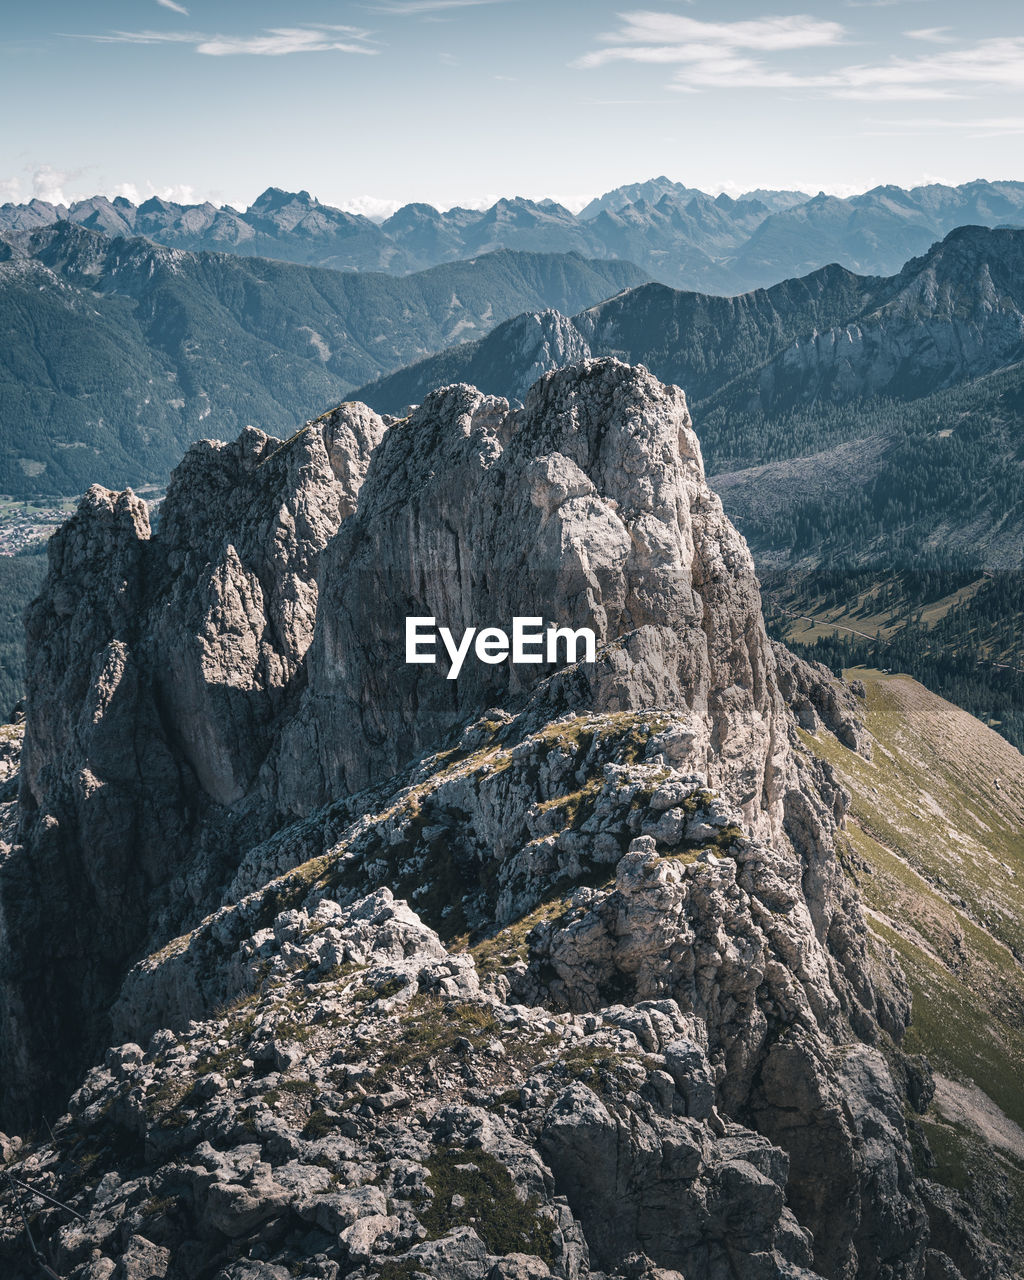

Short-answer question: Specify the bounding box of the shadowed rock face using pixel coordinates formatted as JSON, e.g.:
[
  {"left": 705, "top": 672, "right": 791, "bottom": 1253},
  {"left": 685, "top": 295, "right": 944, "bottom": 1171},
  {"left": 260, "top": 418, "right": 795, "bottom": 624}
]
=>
[
  {"left": 2, "top": 405, "right": 385, "bottom": 1127},
  {"left": 0, "top": 360, "right": 1004, "bottom": 1279}
]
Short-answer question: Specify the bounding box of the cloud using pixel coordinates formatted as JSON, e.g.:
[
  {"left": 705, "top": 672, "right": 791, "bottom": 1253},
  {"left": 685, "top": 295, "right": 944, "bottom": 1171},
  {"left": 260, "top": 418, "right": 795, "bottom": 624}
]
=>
[
  {"left": 156, "top": 0, "right": 189, "bottom": 14},
  {"left": 828, "top": 38, "right": 1024, "bottom": 98},
  {"left": 864, "top": 115, "right": 1024, "bottom": 136},
  {"left": 197, "top": 27, "right": 376, "bottom": 56},
  {"left": 905, "top": 28, "right": 956, "bottom": 43},
  {"left": 72, "top": 29, "right": 199, "bottom": 46},
  {"left": 577, "top": 14, "right": 1024, "bottom": 101},
  {"left": 575, "top": 13, "right": 847, "bottom": 69},
  {"left": 33, "top": 165, "right": 72, "bottom": 205},
  {"left": 0, "top": 177, "right": 23, "bottom": 203},
  {"left": 334, "top": 195, "right": 406, "bottom": 220},
  {"left": 66, "top": 24, "right": 377, "bottom": 57},
  {"left": 111, "top": 181, "right": 198, "bottom": 205},
  {"left": 368, "top": 0, "right": 508, "bottom": 12}
]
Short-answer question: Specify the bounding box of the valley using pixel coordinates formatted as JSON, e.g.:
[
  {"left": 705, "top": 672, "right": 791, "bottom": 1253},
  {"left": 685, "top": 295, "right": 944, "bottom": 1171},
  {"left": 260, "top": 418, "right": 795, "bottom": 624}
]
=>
[{"left": 0, "top": 226, "right": 645, "bottom": 495}]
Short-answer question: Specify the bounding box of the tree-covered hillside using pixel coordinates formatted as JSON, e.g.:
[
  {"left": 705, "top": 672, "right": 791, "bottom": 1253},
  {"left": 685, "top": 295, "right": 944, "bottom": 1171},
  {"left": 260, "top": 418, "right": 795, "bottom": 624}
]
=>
[
  {"left": 0, "top": 553, "right": 45, "bottom": 717},
  {"left": 0, "top": 224, "right": 646, "bottom": 495}
]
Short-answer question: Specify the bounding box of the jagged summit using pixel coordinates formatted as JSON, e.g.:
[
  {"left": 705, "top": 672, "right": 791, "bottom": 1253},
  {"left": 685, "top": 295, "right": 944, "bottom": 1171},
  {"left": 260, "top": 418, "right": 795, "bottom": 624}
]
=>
[
  {"left": 5, "top": 178, "right": 1024, "bottom": 292},
  {"left": 355, "top": 224, "right": 1024, "bottom": 428},
  {"left": 0, "top": 360, "right": 1006, "bottom": 1277},
  {"left": 282, "top": 360, "right": 782, "bottom": 815}
]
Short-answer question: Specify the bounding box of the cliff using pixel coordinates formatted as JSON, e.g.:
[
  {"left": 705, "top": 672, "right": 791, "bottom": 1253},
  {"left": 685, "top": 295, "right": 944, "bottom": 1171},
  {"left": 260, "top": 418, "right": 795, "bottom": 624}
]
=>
[{"left": 0, "top": 361, "right": 1004, "bottom": 1279}]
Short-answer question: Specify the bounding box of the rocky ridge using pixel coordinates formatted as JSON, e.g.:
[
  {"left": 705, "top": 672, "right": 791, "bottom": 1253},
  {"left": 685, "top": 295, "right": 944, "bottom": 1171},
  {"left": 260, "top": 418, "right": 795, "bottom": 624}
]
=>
[
  {"left": 354, "top": 227, "right": 1024, "bottom": 436},
  {"left": 0, "top": 360, "right": 1007, "bottom": 1277},
  {"left": 5, "top": 178, "right": 1024, "bottom": 293}
]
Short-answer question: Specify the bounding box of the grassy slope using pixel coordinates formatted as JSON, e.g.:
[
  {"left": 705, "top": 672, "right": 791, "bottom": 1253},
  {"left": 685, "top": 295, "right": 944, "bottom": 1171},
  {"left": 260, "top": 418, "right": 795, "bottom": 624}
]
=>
[{"left": 798, "top": 669, "right": 1024, "bottom": 1259}]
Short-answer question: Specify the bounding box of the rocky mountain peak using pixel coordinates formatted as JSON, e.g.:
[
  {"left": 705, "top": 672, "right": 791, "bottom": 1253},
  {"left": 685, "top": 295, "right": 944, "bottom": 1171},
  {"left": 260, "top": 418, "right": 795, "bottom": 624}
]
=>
[
  {"left": 0, "top": 360, "right": 1004, "bottom": 1279},
  {"left": 280, "top": 360, "right": 784, "bottom": 825},
  {"left": 137, "top": 195, "right": 180, "bottom": 216}
]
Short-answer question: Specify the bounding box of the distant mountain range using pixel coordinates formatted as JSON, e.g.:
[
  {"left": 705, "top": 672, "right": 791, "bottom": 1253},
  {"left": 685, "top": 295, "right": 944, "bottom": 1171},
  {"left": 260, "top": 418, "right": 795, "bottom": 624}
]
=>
[
  {"left": 4, "top": 178, "right": 1024, "bottom": 293},
  {"left": 575, "top": 176, "right": 811, "bottom": 219},
  {"left": 354, "top": 225, "right": 1024, "bottom": 570},
  {"left": 0, "top": 224, "right": 645, "bottom": 495},
  {"left": 346, "top": 221, "right": 1024, "bottom": 750}
]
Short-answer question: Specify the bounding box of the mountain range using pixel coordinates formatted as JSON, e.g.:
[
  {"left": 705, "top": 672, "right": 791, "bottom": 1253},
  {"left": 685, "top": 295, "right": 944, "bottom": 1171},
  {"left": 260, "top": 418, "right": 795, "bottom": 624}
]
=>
[
  {"left": 0, "top": 223, "right": 645, "bottom": 495},
  {"left": 4, "top": 177, "right": 1024, "bottom": 293},
  {"left": 350, "top": 225, "right": 1024, "bottom": 750},
  {"left": 355, "top": 224, "right": 1024, "bottom": 567},
  {"left": 3, "top": 219, "right": 1023, "bottom": 747},
  {"left": 1, "top": 359, "right": 1019, "bottom": 1276}
]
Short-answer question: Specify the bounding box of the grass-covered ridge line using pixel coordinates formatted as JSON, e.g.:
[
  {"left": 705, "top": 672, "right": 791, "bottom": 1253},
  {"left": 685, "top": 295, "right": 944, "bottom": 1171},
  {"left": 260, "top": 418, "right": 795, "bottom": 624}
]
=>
[{"left": 798, "top": 668, "right": 1024, "bottom": 1267}]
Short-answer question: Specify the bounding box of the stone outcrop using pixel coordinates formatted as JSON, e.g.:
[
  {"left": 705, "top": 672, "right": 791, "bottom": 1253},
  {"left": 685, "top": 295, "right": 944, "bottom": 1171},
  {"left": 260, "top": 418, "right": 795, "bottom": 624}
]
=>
[
  {"left": 1, "top": 405, "right": 385, "bottom": 1126},
  {"left": 283, "top": 360, "right": 788, "bottom": 833},
  {"left": 771, "top": 642, "right": 871, "bottom": 758},
  {"left": 0, "top": 890, "right": 826, "bottom": 1280},
  {"left": 0, "top": 359, "right": 1005, "bottom": 1278}
]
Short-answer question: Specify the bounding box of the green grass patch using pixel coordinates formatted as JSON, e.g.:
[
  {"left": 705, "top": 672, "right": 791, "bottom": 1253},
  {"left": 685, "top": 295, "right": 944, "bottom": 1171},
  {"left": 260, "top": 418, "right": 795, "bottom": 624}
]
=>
[{"left": 422, "top": 1146, "right": 556, "bottom": 1265}]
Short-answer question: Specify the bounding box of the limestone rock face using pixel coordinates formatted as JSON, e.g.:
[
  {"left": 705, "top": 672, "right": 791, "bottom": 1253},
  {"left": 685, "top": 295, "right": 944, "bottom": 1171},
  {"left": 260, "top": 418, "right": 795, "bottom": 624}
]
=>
[
  {"left": 496, "top": 309, "right": 594, "bottom": 403},
  {"left": 282, "top": 360, "right": 787, "bottom": 842},
  {"left": 0, "top": 360, "right": 1004, "bottom": 1278},
  {"left": 771, "top": 642, "right": 871, "bottom": 758},
  {"left": 1, "top": 406, "right": 385, "bottom": 1125},
  {"left": 148, "top": 409, "right": 383, "bottom": 806}
]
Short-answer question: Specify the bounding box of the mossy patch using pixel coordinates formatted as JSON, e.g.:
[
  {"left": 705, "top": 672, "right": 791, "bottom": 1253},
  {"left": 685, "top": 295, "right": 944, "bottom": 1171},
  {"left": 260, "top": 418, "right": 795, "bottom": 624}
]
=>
[{"left": 422, "top": 1146, "right": 556, "bottom": 1264}]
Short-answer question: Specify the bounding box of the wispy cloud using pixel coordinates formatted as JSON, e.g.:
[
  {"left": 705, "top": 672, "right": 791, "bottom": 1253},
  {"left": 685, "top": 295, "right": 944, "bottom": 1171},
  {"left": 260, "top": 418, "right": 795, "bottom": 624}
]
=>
[
  {"left": 67, "top": 24, "right": 378, "bottom": 57},
  {"left": 577, "top": 13, "right": 1024, "bottom": 101},
  {"left": 155, "top": 0, "right": 190, "bottom": 14},
  {"left": 575, "top": 14, "right": 847, "bottom": 70},
  {"left": 829, "top": 38, "right": 1024, "bottom": 98},
  {"left": 864, "top": 115, "right": 1024, "bottom": 136},
  {"left": 905, "top": 27, "right": 955, "bottom": 43},
  {"left": 198, "top": 26, "right": 375, "bottom": 56},
  {"left": 368, "top": 0, "right": 507, "bottom": 12},
  {"left": 73, "top": 30, "right": 199, "bottom": 46}
]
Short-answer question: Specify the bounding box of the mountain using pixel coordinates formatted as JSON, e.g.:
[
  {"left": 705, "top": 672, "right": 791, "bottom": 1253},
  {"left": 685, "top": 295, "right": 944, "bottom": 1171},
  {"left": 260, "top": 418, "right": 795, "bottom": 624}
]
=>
[
  {"left": 351, "top": 226, "right": 1024, "bottom": 752},
  {"left": 354, "top": 227, "right": 1024, "bottom": 553},
  {"left": 732, "top": 181, "right": 1024, "bottom": 287},
  {"left": 353, "top": 226, "right": 1024, "bottom": 426},
  {"left": 6, "top": 178, "right": 1024, "bottom": 293},
  {"left": 577, "top": 176, "right": 711, "bottom": 218},
  {"left": 0, "top": 223, "right": 646, "bottom": 495},
  {"left": 0, "top": 358, "right": 1013, "bottom": 1276},
  {"left": 799, "top": 666, "right": 1024, "bottom": 1270}
]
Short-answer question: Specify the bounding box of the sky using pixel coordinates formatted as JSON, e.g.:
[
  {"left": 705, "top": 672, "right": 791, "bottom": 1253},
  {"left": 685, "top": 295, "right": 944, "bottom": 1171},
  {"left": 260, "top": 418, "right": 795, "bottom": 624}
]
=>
[{"left": 2, "top": 0, "right": 1023, "bottom": 215}]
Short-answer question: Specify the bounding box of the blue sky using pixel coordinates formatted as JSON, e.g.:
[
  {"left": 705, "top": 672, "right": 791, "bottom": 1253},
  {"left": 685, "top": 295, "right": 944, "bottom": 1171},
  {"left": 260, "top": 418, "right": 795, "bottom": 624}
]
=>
[{"left": 2, "top": 0, "right": 1023, "bottom": 214}]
